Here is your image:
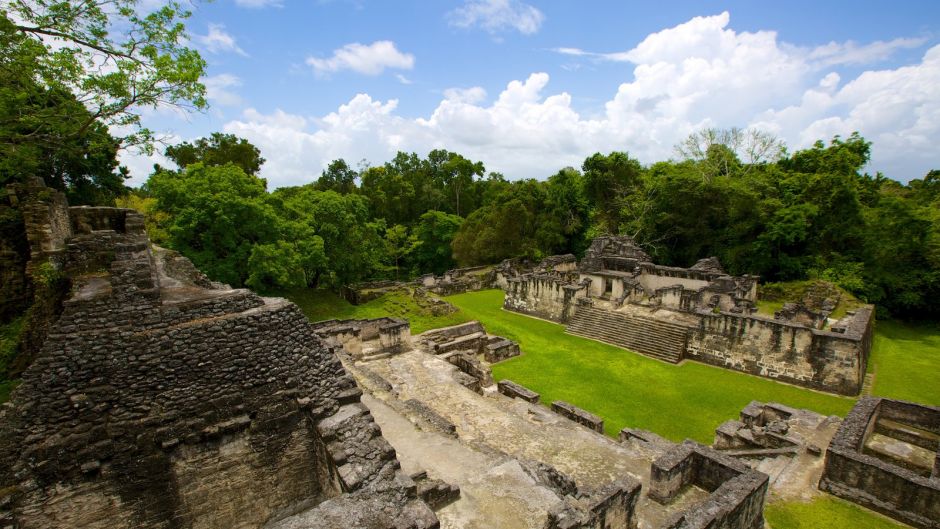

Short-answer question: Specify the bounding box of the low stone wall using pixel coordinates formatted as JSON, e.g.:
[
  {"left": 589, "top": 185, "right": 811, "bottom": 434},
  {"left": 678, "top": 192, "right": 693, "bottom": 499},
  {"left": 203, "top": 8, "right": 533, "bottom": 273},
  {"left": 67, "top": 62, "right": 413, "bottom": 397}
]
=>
[
  {"left": 551, "top": 401, "right": 604, "bottom": 434},
  {"left": 485, "top": 337, "right": 520, "bottom": 362},
  {"left": 651, "top": 441, "right": 768, "bottom": 529},
  {"left": 497, "top": 379, "right": 540, "bottom": 403},
  {"left": 447, "top": 352, "right": 494, "bottom": 389},
  {"left": 819, "top": 397, "right": 940, "bottom": 528},
  {"left": 686, "top": 307, "right": 874, "bottom": 395}
]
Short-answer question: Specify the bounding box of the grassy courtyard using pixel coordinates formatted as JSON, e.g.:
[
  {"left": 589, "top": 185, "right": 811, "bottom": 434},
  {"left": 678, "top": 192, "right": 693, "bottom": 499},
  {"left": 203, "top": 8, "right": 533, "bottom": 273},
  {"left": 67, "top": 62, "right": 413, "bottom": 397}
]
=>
[{"left": 447, "top": 290, "right": 856, "bottom": 442}]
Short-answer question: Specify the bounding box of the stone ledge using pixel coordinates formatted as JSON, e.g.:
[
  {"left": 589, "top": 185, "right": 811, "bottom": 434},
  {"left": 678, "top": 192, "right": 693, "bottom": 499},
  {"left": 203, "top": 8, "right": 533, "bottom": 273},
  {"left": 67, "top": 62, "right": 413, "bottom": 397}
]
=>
[{"left": 550, "top": 400, "right": 604, "bottom": 434}]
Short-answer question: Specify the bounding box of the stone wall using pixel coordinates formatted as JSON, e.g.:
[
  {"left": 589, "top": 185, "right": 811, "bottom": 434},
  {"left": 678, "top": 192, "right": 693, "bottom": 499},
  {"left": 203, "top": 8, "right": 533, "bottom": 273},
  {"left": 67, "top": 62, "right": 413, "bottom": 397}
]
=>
[
  {"left": 686, "top": 307, "right": 874, "bottom": 395},
  {"left": 819, "top": 398, "right": 940, "bottom": 528},
  {"left": 651, "top": 441, "right": 769, "bottom": 529},
  {"left": 502, "top": 274, "right": 589, "bottom": 322},
  {"left": 0, "top": 189, "right": 435, "bottom": 528},
  {"left": 551, "top": 401, "right": 604, "bottom": 434}
]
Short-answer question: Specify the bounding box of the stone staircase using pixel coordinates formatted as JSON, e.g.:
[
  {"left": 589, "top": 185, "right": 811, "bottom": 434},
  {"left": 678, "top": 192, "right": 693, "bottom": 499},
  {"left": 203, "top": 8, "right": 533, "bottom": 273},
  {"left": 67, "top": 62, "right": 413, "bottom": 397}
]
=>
[{"left": 565, "top": 306, "right": 691, "bottom": 363}]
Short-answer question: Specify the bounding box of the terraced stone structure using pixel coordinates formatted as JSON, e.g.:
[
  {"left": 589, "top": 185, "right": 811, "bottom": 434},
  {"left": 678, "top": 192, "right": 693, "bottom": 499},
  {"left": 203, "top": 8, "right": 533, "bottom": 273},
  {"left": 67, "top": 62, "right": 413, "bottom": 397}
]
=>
[
  {"left": 500, "top": 235, "right": 875, "bottom": 395},
  {"left": 819, "top": 397, "right": 940, "bottom": 528},
  {"left": 0, "top": 182, "right": 437, "bottom": 529}
]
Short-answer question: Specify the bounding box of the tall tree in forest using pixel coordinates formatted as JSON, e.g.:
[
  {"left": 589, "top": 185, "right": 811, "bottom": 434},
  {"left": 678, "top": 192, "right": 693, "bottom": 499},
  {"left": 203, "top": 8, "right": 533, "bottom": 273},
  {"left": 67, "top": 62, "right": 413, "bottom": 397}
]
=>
[{"left": 165, "top": 133, "right": 265, "bottom": 176}]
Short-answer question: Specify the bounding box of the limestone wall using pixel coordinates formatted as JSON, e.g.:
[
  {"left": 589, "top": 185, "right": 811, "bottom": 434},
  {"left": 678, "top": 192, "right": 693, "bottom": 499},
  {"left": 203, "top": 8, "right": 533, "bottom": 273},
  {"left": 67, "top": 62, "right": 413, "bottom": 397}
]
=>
[
  {"left": 503, "top": 274, "right": 589, "bottom": 322},
  {"left": 686, "top": 307, "right": 873, "bottom": 395}
]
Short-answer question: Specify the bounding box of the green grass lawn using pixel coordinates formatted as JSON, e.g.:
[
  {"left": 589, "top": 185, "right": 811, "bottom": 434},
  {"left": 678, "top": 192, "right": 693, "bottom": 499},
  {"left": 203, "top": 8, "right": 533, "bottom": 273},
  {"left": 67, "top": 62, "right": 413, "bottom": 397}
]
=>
[
  {"left": 766, "top": 496, "right": 907, "bottom": 529},
  {"left": 446, "top": 290, "right": 855, "bottom": 443},
  {"left": 869, "top": 320, "right": 940, "bottom": 405}
]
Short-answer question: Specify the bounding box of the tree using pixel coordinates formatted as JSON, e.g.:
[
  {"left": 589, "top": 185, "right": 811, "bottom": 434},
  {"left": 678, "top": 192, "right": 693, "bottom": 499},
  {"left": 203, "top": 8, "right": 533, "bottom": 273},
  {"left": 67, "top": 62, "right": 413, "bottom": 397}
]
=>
[
  {"left": 273, "top": 186, "right": 384, "bottom": 287},
  {"left": 147, "top": 163, "right": 281, "bottom": 286},
  {"left": 315, "top": 158, "right": 358, "bottom": 194},
  {"left": 383, "top": 224, "right": 411, "bottom": 280},
  {"left": 4, "top": 0, "right": 207, "bottom": 150},
  {"left": 0, "top": 19, "right": 126, "bottom": 204},
  {"left": 676, "top": 127, "right": 785, "bottom": 181},
  {"left": 410, "top": 211, "right": 462, "bottom": 274},
  {"left": 582, "top": 152, "right": 643, "bottom": 234},
  {"left": 165, "top": 133, "right": 265, "bottom": 175}
]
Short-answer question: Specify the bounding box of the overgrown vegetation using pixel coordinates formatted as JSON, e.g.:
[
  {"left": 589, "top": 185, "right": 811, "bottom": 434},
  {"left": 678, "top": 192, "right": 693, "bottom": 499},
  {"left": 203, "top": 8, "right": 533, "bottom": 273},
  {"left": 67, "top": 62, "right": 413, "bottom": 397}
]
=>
[
  {"left": 756, "top": 280, "right": 864, "bottom": 321},
  {"left": 0, "top": 316, "right": 24, "bottom": 403}
]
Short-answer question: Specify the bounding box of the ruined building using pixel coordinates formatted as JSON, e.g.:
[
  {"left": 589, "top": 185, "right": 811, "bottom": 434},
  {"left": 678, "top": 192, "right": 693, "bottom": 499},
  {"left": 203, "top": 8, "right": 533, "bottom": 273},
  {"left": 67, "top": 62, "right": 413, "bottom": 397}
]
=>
[
  {"left": 0, "top": 179, "right": 437, "bottom": 528},
  {"left": 501, "top": 236, "right": 875, "bottom": 395}
]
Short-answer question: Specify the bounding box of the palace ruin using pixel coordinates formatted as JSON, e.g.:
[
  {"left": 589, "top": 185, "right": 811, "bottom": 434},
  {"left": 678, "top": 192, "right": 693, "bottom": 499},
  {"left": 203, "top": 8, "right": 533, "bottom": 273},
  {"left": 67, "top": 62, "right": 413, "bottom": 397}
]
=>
[{"left": 498, "top": 236, "right": 875, "bottom": 396}]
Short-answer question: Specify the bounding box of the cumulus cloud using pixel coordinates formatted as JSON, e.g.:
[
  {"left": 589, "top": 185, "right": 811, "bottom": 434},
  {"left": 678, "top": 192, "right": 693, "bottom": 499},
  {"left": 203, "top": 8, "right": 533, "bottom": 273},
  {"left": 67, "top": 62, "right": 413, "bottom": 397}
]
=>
[
  {"left": 123, "top": 12, "right": 937, "bottom": 187},
  {"left": 203, "top": 74, "right": 243, "bottom": 107},
  {"left": 448, "top": 0, "right": 544, "bottom": 35},
  {"left": 196, "top": 23, "right": 248, "bottom": 56},
  {"left": 306, "top": 41, "right": 415, "bottom": 76}
]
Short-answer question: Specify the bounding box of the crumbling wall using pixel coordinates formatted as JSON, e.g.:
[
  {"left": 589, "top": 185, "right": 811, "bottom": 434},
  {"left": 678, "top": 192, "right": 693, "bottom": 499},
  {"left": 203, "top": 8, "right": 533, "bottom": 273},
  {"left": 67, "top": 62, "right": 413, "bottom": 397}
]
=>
[
  {"left": 819, "top": 398, "right": 940, "bottom": 529},
  {"left": 686, "top": 307, "right": 873, "bottom": 395},
  {"left": 651, "top": 441, "right": 769, "bottom": 529}
]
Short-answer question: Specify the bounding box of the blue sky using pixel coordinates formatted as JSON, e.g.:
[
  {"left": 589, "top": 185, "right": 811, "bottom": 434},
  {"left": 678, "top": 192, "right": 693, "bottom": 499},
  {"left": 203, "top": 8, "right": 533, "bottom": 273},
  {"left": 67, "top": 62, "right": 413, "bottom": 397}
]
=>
[{"left": 126, "top": 0, "right": 940, "bottom": 187}]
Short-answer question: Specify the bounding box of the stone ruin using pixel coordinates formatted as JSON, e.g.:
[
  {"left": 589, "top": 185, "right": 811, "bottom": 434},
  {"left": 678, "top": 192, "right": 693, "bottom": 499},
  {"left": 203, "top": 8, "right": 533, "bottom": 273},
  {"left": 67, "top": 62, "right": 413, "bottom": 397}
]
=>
[
  {"left": 0, "top": 180, "right": 920, "bottom": 529},
  {"left": 0, "top": 180, "right": 437, "bottom": 528},
  {"left": 500, "top": 235, "right": 875, "bottom": 395},
  {"left": 819, "top": 397, "right": 940, "bottom": 528}
]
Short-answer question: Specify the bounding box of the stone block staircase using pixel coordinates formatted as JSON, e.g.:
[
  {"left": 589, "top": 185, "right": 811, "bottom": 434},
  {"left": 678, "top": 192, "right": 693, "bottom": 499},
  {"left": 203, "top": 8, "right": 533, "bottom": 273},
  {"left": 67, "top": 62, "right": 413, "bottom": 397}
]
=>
[{"left": 565, "top": 306, "right": 692, "bottom": 363}]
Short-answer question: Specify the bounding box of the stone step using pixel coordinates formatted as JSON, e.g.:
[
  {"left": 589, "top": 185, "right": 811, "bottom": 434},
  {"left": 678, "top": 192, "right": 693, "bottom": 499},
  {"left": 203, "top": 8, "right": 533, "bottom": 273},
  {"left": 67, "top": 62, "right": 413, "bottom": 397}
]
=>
[
  {"left": 564, "top": 307, "right": 689, "bottom": 364},
  {"left": 566, "top": 323, "right": 688, "bottom": 343},
  {"left": 565, "top": 329, "right": 681, "bottom": 363}
]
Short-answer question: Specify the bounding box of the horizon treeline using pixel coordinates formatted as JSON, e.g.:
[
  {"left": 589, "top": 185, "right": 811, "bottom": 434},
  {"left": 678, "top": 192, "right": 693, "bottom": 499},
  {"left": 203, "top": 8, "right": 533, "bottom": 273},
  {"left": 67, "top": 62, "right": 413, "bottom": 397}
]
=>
[{"left": 104, "top": 130, "right": 937, "bottom": 321}]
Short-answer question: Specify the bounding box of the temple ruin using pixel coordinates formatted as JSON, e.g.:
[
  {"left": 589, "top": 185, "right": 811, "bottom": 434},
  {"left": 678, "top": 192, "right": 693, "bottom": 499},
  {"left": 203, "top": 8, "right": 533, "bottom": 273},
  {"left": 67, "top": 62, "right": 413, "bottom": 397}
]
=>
[
  {"left": 499, "top": 236, "right": 875, "bottom": 395},
  {"left": 0, "top": 179, "right": 437, "bottom": 529}
]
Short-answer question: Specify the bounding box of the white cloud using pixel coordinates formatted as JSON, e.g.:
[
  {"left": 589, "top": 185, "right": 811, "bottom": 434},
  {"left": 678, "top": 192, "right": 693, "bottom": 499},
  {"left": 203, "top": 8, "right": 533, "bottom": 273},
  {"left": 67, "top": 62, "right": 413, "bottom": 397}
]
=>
[
  {"left": 396, "top": 74, "right": 414, "bottom": 85},
  {"left": 306, "top": 41, "right": 414, "bottom": 76},
  {"left": 196, "top": 23, "right": 248, "bottom": 56},
  {"left": 807, "top": 37, "right": 927, "bottom": 66},
  {"left": 449, "top": 0, "right": 544, "bottom": 35},
  {"left": 234, "top": 0, "right": 282, "bottom": 8},
  {"left": 123, "top": 12, "right": 938, "bottom": 186},
  {"left": 203, "top": 74, "right": 243, "bottom": 107},
  {"left": 443, "top": 86, "right": 487, "bottom": 104}
]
